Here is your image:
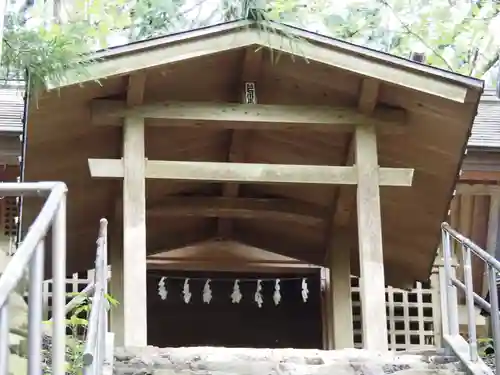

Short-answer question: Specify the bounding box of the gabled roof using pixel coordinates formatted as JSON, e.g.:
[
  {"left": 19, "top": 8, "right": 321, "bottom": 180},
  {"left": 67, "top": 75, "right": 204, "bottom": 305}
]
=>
[
  {"left": 148, "top": 240, "right": 320, "bottom": 274},
  {"left": 52, "top": 19, "right": 483, "bottom": 103},
  {"left": 25, "top": 17, "right": 484, "bottom": 286},
  {"left": 0, "top": 83, "right": 24, "bottom": 134},
  {"left": 468, "top": 88, "right": 500, "bottom": 149},
  {"left": 0, "top": 83, "right": 23, "bottom": 165}
]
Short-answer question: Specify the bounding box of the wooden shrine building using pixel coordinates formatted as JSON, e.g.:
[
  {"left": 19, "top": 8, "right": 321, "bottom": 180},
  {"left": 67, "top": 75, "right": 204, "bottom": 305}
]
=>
[{"left": 21, "top": 19, "right": 484, "bottom": 352}]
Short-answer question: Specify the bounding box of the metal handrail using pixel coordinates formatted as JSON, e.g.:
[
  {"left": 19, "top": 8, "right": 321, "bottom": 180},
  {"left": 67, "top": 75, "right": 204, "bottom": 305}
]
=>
[
  {"left": 440, "top": 222, "right": 500, "bottom": 373},
  {"left": 49, "top": 273, "right": 111, "bottom": 323},
  {"left": 82, "top": 218, "right": 109, "bottom": 375},
  {"left": 0, "top": 182, "right": 67, "bottom": 375}
]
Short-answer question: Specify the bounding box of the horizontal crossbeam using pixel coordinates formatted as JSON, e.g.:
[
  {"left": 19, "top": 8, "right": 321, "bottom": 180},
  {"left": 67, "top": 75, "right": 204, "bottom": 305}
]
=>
[
  {"left": 88, "top": 159, "right": 414, "bottom": 186},
  {"left": 91, "top": 99, "right": 406, "bottom": 132},
  {"left": 146, "top": 196, "right": 328, "bottom": 225}
]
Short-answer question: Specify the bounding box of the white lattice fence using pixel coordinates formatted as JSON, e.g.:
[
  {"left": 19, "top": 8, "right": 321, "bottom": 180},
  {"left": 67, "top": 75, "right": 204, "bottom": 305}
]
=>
[
  {"left": 351, "top": 276, "right": 439, "bottom": 351},
  {"left": 37, "top": 268, "right": 441, "bottom": 351},
  {"left": 34, "top": 267, "right": 111, "bottom": 320}
]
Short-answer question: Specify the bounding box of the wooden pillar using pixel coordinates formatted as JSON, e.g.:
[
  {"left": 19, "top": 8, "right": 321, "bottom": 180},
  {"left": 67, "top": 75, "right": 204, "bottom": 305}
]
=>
[
  {"left": 320, "top": 267, "right": 331, "bottom": 349},
  {"left": 487, "top": 193, "right": 500, "bottom": 261},
  {"left": 485, "top": 193, "right": 500, "bottom": 336},
  {"left": 329, "top": 246, "right": 354, "bottom": 348},
  {"left": 122, "top": 115, "right": 147, "bottom": 346},
  {"left": 355, "top": 124, "right": 388, "bottom": 351}
]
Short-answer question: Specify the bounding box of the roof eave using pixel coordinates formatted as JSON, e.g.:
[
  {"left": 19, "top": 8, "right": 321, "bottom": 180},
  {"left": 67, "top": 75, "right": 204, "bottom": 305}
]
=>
[{"left": 48, "top": 19, "right": 484, "bottom": 102}]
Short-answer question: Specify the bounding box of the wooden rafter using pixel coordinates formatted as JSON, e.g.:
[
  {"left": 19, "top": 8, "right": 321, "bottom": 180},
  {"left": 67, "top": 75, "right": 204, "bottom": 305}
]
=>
[
  {"left": 218, "top": 47, "right": 263, "bottom": 238},
  {"left": 91, "top": 99, "right": 407, "bottom": 132},
  {"left": 126, "top": 72, "right": 147, "bottom": 107},
  {"left": 88, "top": 159, "right": 414, "bottom": 186},
  {"left": 145, "top": 196, "right": 327, "bottom": 226}
]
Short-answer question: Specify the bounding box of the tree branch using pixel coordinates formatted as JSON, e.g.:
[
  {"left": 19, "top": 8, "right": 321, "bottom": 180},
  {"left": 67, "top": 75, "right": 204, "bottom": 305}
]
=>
[{"left": 377, "top": 0, "right": 454, "bottom": 71}]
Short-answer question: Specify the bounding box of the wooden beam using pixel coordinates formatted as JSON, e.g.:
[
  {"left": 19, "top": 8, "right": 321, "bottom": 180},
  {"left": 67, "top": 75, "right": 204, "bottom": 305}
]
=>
[
  {"left": 126, "top": 72, "right": 147, "bottom": 107},
  {"left": 51, "top": 27, "right": 256, "bottom": 89},
  {"left": 355, "top": 122, "right": 388, "bottom": 351},
  {"left": 147, "top": 259, "right": 318, "bottom": 274},
  {"left": 91, "top": 99, "right": 407, "bottom": 131},
  {"left": 88, "top": 159, "right": 414, "bottom": 186},
  {"left": 122, "top": 114, "right": 147, "bottom": 346},
  {"left": 456, "top": 184, "right": 500, "bottom": 196},
  {"left": 460, "top": 170, "right": 500, "bottom": 182},
  {"left": 146, "top": 196, "right": 327, "bottom": 225}
]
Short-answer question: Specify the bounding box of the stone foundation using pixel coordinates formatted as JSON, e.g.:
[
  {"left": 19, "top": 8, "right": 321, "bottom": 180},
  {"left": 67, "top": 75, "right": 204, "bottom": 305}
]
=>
[{"left": 113, "top": 347, "right": 465, "bottom": 375}]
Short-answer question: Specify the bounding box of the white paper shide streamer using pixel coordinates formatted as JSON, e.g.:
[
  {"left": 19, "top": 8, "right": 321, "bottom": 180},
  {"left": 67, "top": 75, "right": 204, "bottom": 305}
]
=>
[
  {"left": 301, "top": 278, "right": 309, "bottom": 303},
  {"left": 231, "top": 279, "right": 242, "bottom": 304},
  {"left": 158, "top": 277, "right": 168, "bottom": 300},
  {"left": 203, "top": 279, "right": 212, "bottom": 304},
  {"left": 183, "top": 278, "right": 192, "bottom": 304},
  {"left": 156, "top": 276, "right": 311, "bottom": 304},
  {"left": 273, "top": 279, "right": 281, "bottom": 305},
  {"left": 254, "top": 279, "right": 264, "bottom": 308}
]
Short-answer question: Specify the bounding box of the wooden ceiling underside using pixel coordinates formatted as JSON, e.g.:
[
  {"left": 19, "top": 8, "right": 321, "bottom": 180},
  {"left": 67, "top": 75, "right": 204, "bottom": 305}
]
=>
[{"left": 23, "top": 47, "right": 480, "bottom": 288}]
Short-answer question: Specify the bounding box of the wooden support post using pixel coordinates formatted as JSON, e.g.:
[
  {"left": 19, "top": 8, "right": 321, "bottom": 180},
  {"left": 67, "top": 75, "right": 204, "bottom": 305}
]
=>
[
  {"left": 329, "top": 242, "right": 353, "bottom": 349},
  {"left": 485, "top": 193, "right": 500, "bottom": 337},
  {"left": 487, "top": 194, "right": 500, "bottom": 264},
  {"left": 355, "top": 123, "right": 388, "bottom": 351},
  {"left": 320, "top": 268, "right": 330, "bottom": 349},
  {"left": 109, "top": 73, "right": 147, "bottom": 346},
  {"left": 122, "top": 115, "right": 148, "bottom": 346},
  {"left": 324, "top": 78, "right": 379, "bottom": 350}
]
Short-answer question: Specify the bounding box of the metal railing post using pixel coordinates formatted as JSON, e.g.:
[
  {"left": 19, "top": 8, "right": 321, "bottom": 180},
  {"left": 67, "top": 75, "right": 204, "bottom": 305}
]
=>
[
  {"left": 442, "top": 228, "right": 459, "bottom": 336},
  {"left": 0, "top": 182, "right": 69, "bottom": 375},
  {"left": 439, "top": 222, "right": 500, "bottom": 374},
  {"left": 83, "top": 218, "right": 109, "bottom": 375},
  {"left": 27, "top": 240, "right": 45, "bottom": 375},
  {"left": 462, "top": 243, "right": 478, "bottom": 361},
  {"left": 487, "top": 265, "right": 500, "bottom": 370},
  {"left": 0, "top": 300, "right": 9, "bottom": 375},
  {"left": 51, "top": 193, "right": 67, "bottom": 375}
]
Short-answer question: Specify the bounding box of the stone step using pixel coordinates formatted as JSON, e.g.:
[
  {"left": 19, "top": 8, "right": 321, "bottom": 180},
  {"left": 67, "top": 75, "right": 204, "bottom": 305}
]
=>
[{"left": 113, "top": 347, "right": 466, "bottom": 375}]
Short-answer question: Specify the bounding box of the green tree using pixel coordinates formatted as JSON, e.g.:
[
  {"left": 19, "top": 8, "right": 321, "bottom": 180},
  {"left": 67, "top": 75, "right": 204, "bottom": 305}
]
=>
[{"left": 2, "top": 0, "right": 499, "bottom": 96}]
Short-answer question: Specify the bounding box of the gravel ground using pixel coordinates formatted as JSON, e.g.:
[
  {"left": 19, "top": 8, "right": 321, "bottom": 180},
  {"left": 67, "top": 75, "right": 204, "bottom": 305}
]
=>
[
  {"left": 39, "top": 338, "right": 500, "bottom": 375},
  {"left": 483, "top": 354, "right": 496, "bottom": 373},
  {"left": 41, "top": 334, "right": 85, "bottom": 375}
]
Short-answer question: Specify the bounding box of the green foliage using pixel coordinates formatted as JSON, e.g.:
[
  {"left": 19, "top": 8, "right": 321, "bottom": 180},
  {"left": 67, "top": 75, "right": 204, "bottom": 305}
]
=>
[
  {"left": 1, "top": 0, "right": 499, "bottom": 97},
  {"left": 41, "top": 291, "right": 118, "bottom": 375},
  {"left": 2, "top": 12, "right": 90, "bottom": 96},
  {"left": 478, "top": 337, "right": 495, "bottom": 357}
]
